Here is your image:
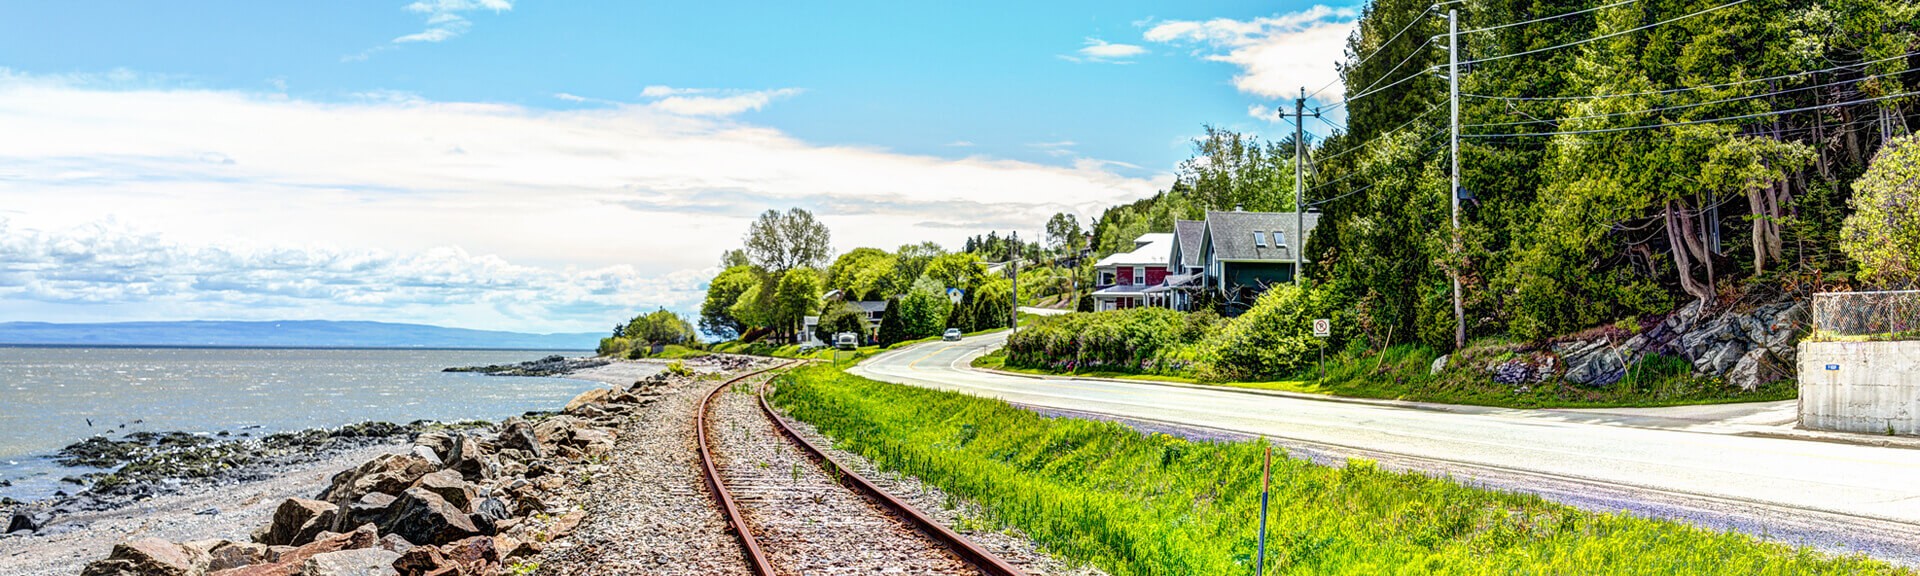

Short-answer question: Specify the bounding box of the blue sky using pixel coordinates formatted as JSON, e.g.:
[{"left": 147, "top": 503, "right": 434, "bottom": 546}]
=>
[{"left": 0, "top": 1, "right": 1360, "bottom": 333}]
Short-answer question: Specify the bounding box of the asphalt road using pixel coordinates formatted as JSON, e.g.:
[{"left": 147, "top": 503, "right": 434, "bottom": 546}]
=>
[{"left": 850, "top": 331, "right": 1920, "bottom": 564}]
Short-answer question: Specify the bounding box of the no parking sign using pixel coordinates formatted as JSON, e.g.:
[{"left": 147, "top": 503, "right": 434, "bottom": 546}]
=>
[{"left": 1312, "top": 318, "right": 1331, "bottom": 338}]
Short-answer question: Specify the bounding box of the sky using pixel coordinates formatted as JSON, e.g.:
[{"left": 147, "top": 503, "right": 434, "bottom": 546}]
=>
[{"left": 0, "top": 0, "right": 1360, "bottom": 334}]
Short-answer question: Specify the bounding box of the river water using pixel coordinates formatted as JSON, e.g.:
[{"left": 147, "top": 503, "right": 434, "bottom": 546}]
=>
[{"left": 0, "top": 347, "right": 629, "bottom": 502}]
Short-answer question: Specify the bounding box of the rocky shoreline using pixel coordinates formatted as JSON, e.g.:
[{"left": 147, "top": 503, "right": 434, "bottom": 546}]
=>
[
  {"left": 4, "top": 355, "right": 767, "bottom": 576},
  {"left": 442, "top": 355, "right": 610, "bottom": 378}
]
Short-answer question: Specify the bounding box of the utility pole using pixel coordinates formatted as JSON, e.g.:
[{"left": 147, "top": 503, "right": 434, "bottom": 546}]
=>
[
  {"left": 1279, "top": 88, "right": 1318, "bottom": 286},
  {"left": 1010, "top": 231, "right": 1020, "bottom": 334},
  {"left": 1446, "top": 8, "right": 1466, "bottom": 350}
]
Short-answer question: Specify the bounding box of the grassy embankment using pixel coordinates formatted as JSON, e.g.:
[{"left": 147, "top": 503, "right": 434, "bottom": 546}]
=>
[
  {"left": 770, "top": 365, "right": 1901, "bottom": 575},
  {"left": 975, "top": 342, "right": 1794, "bottom": 410}
]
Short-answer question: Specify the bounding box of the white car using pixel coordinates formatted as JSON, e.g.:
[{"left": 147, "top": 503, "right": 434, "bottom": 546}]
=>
[
  {"left": 942, "top": 328, "right": 962, "bottom": 342},
  {"left": 835, "top": 332, "right": 860, "bottom": 350}
]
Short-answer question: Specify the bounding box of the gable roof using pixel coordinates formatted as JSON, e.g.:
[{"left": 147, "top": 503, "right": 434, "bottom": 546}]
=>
[
  {"left": 1172, "top": 220, "right": 1206, "bottom": 268},
  {"left": 1094, "top": 233, "right": 1174, "bottom": 267},
  {"left": 1203, "top": 211, "right": 1320, "bottom": 262}
]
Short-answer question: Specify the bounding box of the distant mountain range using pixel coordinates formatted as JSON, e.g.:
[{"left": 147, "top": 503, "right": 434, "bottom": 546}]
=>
[{"left": 0, "top": 320, "right": 602, "bottom": 350}]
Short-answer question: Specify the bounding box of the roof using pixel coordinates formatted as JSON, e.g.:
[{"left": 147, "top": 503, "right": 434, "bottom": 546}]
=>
[
  {"left": 1203, "top": 211, "right": 1320, "bottom": 262},
  {"left": 1173, "top": 220, "right": 1206, "bottom": 268},
  {"left": 850, "top": 300, "right": 889, "bottom": 313},
  {"left": 1094, "top": 233, "right": 1174, "bottom": 267}
]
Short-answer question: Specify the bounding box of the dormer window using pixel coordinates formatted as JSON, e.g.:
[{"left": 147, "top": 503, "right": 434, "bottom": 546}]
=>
[
  {"left": 1253, "top": 231, "right": 1266, "bottom": 247},
  {"left": 1274, "top": 231, "right": 1286, "bottom": 247}
]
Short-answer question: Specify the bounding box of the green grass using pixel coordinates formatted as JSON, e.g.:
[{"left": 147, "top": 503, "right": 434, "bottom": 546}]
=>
[
  {"left": 987, "top": 342, "right": 1794, "bottom": 410},
  {"left": 769, "top": 366, "right": 1904, "bottom": 576}
]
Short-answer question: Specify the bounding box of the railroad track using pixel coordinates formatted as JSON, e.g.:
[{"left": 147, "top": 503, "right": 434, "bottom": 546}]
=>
[{"left": 696, "top": 361, "right": 1027, "bottom": 576}]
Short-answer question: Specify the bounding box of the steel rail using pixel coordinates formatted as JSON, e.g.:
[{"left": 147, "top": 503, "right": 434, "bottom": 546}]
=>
[
  {"left": 756, "top": 381, "right": 1030, "bottom": 576},
  {"left": 695, "top": 361, "right": 793, "bottom": 576}
]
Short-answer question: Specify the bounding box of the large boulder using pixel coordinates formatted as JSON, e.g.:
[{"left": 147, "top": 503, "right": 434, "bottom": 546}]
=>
[
  {"left": 1556, "top": 339, "right": 1627, "bottom": 387},
  {"left": 496, "top": 421, "right": 543, "bottom": 459},
  {"left": 1727, "top": 348, "right": 1789, "bottom": 391},
  {"left": 383, "top": 488, "right": 483, "bottom": 546},
  {"left": 563, "top": 388, "right": 612, "bottom": 414},
  {"left": 203, "top": 540, "right": 272, "bottom": 572},
  {"left": 567, "top": 428, "right": 617, "bottom": 458},
  {"left": 212, "top": 525, "right": 379, "bottom": 576},
  {"left": 320, "top": 454, "right": 437, "bottom": 514},
  {"left": 391, "top": 537, "right": 499, "bottom": 576},
  {"left": 442, "top": 433, "right": 493, "bottom": 482},
  {"left": 411, "top": 433, "right": 453, "bottom": 463},
  {"left": 298, "top": 548, "right": 400, "bottom": 576},
  {"left": 262, "top": 499, "right": 339, "bottom": 547},
  {"left": 531, "top": 417, "right": 580, "bottom": 448},
  {"left": 82, "top": 538, "right": 211, "bottom": 576},
  {"left": 412, "top": 470, "right": 474, "bottom": 512},
  {"left": 7, "top": 509, "right": 51, "bottom": 534}
]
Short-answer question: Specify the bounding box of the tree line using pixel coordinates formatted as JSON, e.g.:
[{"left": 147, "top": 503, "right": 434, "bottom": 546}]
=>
[{"left": 1067, "top": 0, "right": 1916, "bottom": 352}]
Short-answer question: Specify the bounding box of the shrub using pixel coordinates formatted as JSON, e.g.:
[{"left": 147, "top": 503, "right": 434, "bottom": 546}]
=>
[
  {"left": 1005, "top": 307, "right": 1204, "bottom": 373},
  {"left": 1841, "top": 134, "right": 1920, "bottom": 288},
  {"left": 1199, "top": 284, "right": 1326, "bottom": 380}
]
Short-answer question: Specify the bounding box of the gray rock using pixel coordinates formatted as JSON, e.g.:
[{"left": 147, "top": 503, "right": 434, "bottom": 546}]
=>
[
  {"left": 1558, "top": 339, "right": 1627, "bottom": 387},
  {"left": 413, "top": 469, "right": 474, "bottom": 512},
  {"left": 8, "top": 510, "right": 51, "bottom": 534},
  {"left": 345, "top": 492, "right": 398, "bottom": 529},
  {"left": 383, "top": 487, "right": 482, "bottom": 546},
  {"left": 1694, "top": 340, "right": 1747, "bottom": 376},
  {"left": 1430, "top": 355, "right": 1448, "bottom": 375},
  {"left": 1728, "top": 348, "right": 1788, "bottom": 391},
  {"left": 300, "top": 548, "right": 401, "bottom": 576},
  {"left": 498, "top": 420, "right": 543, "bottom": 459}
]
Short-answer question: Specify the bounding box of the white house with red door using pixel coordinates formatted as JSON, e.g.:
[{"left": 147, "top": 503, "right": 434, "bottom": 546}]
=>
[{"left": 1089, "top": 233, "right": 1176, "bottom": 311}]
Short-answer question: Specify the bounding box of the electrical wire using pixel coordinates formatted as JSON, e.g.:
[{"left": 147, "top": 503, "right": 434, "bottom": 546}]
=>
[
  {"left": 1309, "top": 7, "right": 1436, "bottom": 100},
  {"left": 1314, "top": 103, "right": 1445, "bottom": 165},
  {"left": 1466, "top": 91, "right": 1915, "bottom": 138},
  {"left": 1330, "top": 62, "right": 1441, "bottom": 110},
  {"left": 1458, "top": 0, "right": 1639, "bottom": 35},
  {"left": 1462, "top": 0, "right": 1754, "bottom": 66},
  {"left": 1464, "top": 65, "right": 1920, "bottom": 129},
  {"left": 1462, "top": 50, "right": 1920, "bottom": 102}
]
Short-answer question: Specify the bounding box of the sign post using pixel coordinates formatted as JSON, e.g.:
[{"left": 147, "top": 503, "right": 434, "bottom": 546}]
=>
[{"left": 1311, "top": 318, "right": 1331, "bottom": 380}]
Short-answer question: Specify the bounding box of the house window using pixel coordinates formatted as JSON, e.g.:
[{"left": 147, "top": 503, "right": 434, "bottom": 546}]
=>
[
  {"left": 1133, "top": 267, "right": 1145, "bottom": 284},
  {"left": 1253, "top": 231, "right": 1267, "bottom": 247},
  {"left": 1274, "top": 231, "right": 1286, "bottom": 246},
  {"left": 1099, "top": 270, "right": 1114, "bottom": 285}
]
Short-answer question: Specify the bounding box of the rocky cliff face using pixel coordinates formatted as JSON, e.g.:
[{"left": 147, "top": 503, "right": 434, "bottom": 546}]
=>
[{"left": 1551, "top": 301, "right": 1805, "bottom": 390}]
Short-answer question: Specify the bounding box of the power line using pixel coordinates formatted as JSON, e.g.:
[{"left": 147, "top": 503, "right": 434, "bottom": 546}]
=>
[
  {"left": 1462, "top": 0, "right": 1754, "bottom": 66},
  {"left": 1329, "top": 61, "right": 1441, "bottom": 110},
  {"left": 1462, "top": 50, "right": 1920, "bottom": 102},
  {"left": 1314, "top": 103, "right": 1444, "bottom": 165},
  {"left": 1464, "top": 65, "right": 1920, "bottom": 129},
  {"left": 1310, "top": 8, "right": 1436, "bottom": 100},
  {"left": 1458, "top": 0, "right": 1639, "bottom": 35},
  {"left": 1466, "top": 90, "right": 1916, "bottom": 138}
]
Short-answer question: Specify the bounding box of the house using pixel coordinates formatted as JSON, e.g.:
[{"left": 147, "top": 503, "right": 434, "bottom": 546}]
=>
[
  {"left": 1198, "top": 210, "right": 1320, "bottom": 312},
  {"left": 812, "top": 290, "right": 890, "bottom": 343},
  {"left": 1089, "top": 233, "right": 1175, "bottom": 311},
  {"left": 1087, "top": 210, "right": 1319, "bottom": 314}
]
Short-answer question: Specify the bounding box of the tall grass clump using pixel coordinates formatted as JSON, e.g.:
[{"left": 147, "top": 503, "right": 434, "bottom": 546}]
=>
[{"left": 770, "top": 366, "right": 1904, "bottom": 575}]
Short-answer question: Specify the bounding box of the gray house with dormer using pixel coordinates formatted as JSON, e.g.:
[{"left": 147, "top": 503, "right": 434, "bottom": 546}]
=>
[{"left": 1196, "top": 210, "right": 1320, "bottom": 312}]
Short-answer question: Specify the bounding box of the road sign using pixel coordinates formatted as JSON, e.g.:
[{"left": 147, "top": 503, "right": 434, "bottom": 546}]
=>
[{"left": 1312, "top": 318, "right": 1331, "bottom": 338}]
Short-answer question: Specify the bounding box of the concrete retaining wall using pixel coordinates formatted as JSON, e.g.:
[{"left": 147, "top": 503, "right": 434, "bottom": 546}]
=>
[{"left": 1799, "top": 341, "right": 1920, "bottom": 434}]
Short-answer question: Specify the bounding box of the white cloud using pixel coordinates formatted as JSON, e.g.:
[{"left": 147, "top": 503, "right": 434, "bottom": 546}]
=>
[
  {"left": 1068, "top": 38, "right": 1148, "bottom": 63},
  {"left": 344, "top": 0, "right": 512, "bottom": 58},
  {"left": 0, "top": 74, "right": 1162, "bottom": 331},
  {"left": 638, "top": 86, "right": 801, "bottom": 117},
  {"left": 1144, "top": 5, "right": 1358, "bottom": 102}
]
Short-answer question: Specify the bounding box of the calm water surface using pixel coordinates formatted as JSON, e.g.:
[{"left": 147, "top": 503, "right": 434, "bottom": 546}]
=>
[{"left": 0, "top": 347, "right": 631, "bottom": 501}]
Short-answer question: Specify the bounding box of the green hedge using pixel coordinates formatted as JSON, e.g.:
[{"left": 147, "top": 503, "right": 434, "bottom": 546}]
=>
[{"left": 1004, "top": 307, "right": 1215, "bottom": 374}]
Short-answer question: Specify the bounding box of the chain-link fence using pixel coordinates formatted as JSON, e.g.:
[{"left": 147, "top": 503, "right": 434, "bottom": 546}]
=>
[{"left": 1811, "top": 290, "right": 1920, "bottom": 341}]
